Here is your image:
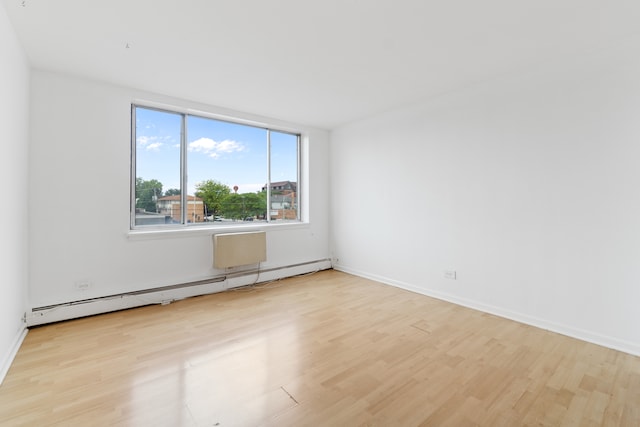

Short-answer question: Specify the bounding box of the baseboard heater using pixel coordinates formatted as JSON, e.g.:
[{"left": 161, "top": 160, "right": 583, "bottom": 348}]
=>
[
  {"left": 28, "top": 258, "right": 331, "bottom": 326},
  {"left": 31, "top": 275, "right": 228, "bottom": 312}
]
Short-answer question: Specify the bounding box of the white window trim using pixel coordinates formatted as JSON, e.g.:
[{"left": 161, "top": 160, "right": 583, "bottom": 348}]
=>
[{"left": 127, "top": 221, "right": 310, "bottom": 241}]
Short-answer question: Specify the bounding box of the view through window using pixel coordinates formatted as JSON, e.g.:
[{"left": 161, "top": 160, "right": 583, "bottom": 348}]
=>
[{"left": 132, "top": 105, "right": 300, "bottom": 228}]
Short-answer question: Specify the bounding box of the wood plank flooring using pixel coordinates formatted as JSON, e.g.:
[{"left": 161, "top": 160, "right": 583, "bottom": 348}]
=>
[{"left": 1, "top": 270, "right": 639, "bottom": 426}]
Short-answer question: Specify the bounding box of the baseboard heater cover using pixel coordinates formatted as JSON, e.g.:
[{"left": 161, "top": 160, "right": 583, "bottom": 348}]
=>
[
  {"left": 31, "top": 276, "right": 228, "bottom": 312},
  {"left": 27, "top": 258, "right": 331, "bottom": 326}
]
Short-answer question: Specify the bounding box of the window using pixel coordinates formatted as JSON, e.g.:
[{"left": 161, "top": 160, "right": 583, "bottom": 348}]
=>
[{"left": 132, "top": 105, "right": 300, "bottom": 228}]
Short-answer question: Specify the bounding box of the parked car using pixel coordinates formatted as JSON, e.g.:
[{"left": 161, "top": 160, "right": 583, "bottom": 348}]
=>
[{"left": 243, "top": 217, "right": 254, "bottom": 221}]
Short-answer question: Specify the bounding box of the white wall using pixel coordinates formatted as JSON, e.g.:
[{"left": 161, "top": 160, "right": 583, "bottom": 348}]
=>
[
  {"left": 0, "top": 2, "right": 29, "bottom": 381},
  {"left": 28, "top": 71, "right": 330, "bottom": 320},
  {"left": 330, "top": 41, "right": 640, "bottom": 355}
]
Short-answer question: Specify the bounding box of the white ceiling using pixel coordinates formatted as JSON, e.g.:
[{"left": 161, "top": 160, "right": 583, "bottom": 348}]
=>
[{"left": 3, "top": 0, "right": 640, "bottom": 129}]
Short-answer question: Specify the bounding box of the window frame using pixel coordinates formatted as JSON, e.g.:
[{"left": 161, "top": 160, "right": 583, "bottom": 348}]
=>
[{"left": 130, "top": 102, "right": 302, "bottom": 231}]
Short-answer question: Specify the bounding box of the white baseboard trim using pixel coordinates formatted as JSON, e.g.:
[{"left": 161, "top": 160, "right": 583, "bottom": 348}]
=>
[
  {"left": 1, "top": 326, "right": 28, "bottom": 385},
  {"left": 28, "top": 259, "right": 332, "bottom": 327},
  {"left": 334, "top": 265, "right": 640, "bottom": 357}
]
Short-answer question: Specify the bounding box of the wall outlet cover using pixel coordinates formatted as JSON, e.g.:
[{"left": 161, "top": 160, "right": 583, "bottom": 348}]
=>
[
  {"left": 444, "top": 270, "right": 457, "bottom": 280},
  {"left": 74, "top": 280, "right": 92, "bottom": 290}
]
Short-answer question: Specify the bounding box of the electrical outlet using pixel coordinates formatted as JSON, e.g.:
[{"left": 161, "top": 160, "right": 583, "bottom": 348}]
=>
[
  {"left": 74, "top": 280, "right": 92, "bottom": 291},
  {"left": 444, "top": 270, "right": 457, "bottom": 280}
]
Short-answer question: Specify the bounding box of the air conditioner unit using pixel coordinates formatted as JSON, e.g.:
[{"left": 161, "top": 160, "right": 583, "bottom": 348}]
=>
[{"left": 213, "top": 231, "right": 267, "bottom": 269}]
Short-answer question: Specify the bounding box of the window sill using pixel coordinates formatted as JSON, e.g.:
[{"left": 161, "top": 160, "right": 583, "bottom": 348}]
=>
[{"left": 127, "top": 221, "right": 309, "bottom": 241}]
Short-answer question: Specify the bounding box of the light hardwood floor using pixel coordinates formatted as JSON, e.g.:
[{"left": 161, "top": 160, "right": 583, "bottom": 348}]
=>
[{"left": 1, "top": 270, "right": 639, "bottom": 426}]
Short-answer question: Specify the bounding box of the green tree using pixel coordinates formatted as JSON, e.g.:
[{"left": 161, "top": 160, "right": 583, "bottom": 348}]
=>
[
  {"left": 164, "top": 188, "right": 180, "bottom": 196},
  {"left": 243, "top": 192, "right": 267, "bottom": 218},
  {"left": 220, "top": 192, "right": 266, "bottom": 220},
  {"left": 220, "top": 193, "right": 243, "bottom": 220},
  {"left": 135, "top": 178, "right": 163, "bottom": 212},
  {"left": 195, "top": 180, "right": 231, "bottom": 219}
]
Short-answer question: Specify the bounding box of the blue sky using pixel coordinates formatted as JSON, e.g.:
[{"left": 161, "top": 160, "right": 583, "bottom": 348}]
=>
[{"left": 135, "top": 107, "right": 297, "bottom": 195}]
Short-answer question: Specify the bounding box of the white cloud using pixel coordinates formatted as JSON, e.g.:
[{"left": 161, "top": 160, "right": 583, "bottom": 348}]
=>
[
  {"left": 137, "top": 135, "right": 170, "bottom": 151},
  {"left": 188, "top": 137, "right": 245, "bottom": 158},
  {"left": 137, "top": 135, "right": 153, "bottom": 146}
]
